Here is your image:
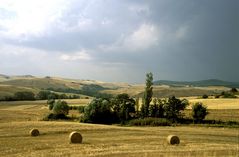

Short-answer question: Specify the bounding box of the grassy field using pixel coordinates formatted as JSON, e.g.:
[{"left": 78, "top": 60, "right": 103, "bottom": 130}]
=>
[
  {"left": 0, "top": 99, "right": 238, "bottom": 157},
  {"left": 188, "top": 98, "right": 239, "bottom": 109}
]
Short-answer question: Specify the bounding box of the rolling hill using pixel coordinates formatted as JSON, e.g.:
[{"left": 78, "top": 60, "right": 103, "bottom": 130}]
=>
[
  {"left": 0, "top": 74, "right": 235, "bottom": 99},
  {"left": 154, "top": 79, "right": 239, "bottom": 88}
]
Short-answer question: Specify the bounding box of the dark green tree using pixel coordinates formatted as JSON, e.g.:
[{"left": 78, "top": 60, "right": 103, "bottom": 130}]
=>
[
  {"left": 163, "top": 96, "right": 188, "bottom": 122},
  {"left": 14, "top": 91, "right": 35, "bottom": 100},
  {"left": 141, "top": 72, "right": 153, "bottom": 118},
  {"left": 192, "top": 102, "right": 208, "bottom": 123},
  {"left": 230, "top": 88, "right": 238, "bottom": 93},
  {"left": 47, "top": 99, "right": 55, "bottom": 110},
  {"left": 111, "top": 93, "right": 135, "bottom": 122},
  {"left": 82, "top": 98, "right": 116, "bottom": 124},
  {"left": 36, "top": 90, "right": 51, "bottom": 100},
  {"left": 52, "top": 100, "right": 69, "bottom": 115},
  {"left": 149, "top": 98, "right": 164, "bottom": 118}
]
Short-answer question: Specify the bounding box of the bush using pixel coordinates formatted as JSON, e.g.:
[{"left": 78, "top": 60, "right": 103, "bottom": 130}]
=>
[
  {"left": 149, "top": 98, "right": 164, "bottom": 118},
  {"left": 69, "top": 106, "right": 78, "bottom": 110},
  {"left": 78, "top": 106, "right": 85, "bottom": 113},
  {"left": 36, "top": 90, "right": 51, "bottom": 100},
  {"left": 192, "top": 102, "right": 208, "bottom": 123},
  {"left": 163, "top": 96, "right": 189, "bottom": 122},
  {"left": 14, "top": 91, "right": 35, "bottom": 100},
  {"left": 202, "top": 94, "right": 208, "bottom": 99},
  {"left": 111, "top": 93, "right": 136, "bottom": 122},
  {"left": 128, "top": 118, "right": 171, "bottom": 126},
  {"left": 230, "top": 88, "right": 238, "bottom": 93},
  {"left": 52, "top": 100, "right": 69, "bottom": 115},
  {"left": 222, "top": 92, "right": 237, "bottom": 98},
  {"left": 43, "top": 113, "right": 69, "bottom": 121},
  {"left": 47, "top": 99, "right": 55, "bottom": 110},
  {"left": 81, "top": 98, "right": 117, "bottom": 124}
]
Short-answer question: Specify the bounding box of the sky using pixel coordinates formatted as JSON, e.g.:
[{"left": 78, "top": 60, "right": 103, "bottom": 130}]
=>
[{"left": 0, "top": 0, "right": 238, "bottom": 83}]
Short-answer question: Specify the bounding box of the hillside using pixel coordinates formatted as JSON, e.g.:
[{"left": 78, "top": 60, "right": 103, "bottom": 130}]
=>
[
  {"left": 154, "top": 79, "right": 239, "bottom": 88},
  {"left": 0, "top": 74, "right": 128, "bottom": 98},
  {"left": 0, "top": 74, "right": 234, "bottom": 99}
]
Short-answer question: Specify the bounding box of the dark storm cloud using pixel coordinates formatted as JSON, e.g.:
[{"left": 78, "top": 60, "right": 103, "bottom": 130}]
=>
[{"left": 0, "top": 0, "right": 238, "bottom": 82}]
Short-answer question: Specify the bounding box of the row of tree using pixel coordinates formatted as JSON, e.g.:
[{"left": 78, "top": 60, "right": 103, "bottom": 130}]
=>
[
  {"left": 44, "top": 72, "right": 208, "bottom": 124},
  {"left": 79, "top": 94, "right": 207, "bottom": 124},
  {"left": 78, "top": 73, "right": 208, "bottom": 124},
  {"left": 1, "top": 90, "right": 80, "bottom": 101}
]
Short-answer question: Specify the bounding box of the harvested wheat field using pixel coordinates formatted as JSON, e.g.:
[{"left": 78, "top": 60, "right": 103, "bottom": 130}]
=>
[{"left": 0, "top": 101, "right": 238, "bottom": 157}]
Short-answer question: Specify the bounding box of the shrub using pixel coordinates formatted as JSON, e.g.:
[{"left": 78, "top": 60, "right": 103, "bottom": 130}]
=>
[
  {"left": 230, "top": 88, "right": 238, "bottom": 93},
  {"left": 163, "top": 96, "right": 189, "bottom": 122},
  {"left": 149, "top": 98, "right": 164, "bottom": 118},
  {"left": 220, "top": 91, "right": 237, "bottom": 98},
  {"left": 69, "top": 106, "right": 78, "bottom": 110},
  {"left": 128, "top": 118, "right": 171, "bottom": 126},
  {"left": 81, "top": 98, "right": 117, "bottom": 124},
  {"left": 52, "top": 100, "right": 69, "bottom": 115},
  {"left": 47, "top": 99, "right": 55, "bottom": 110},
  {"left": 202, "top": 94, "right": 208, "bottom": 99},
  {"left": 42, "top": 113, "right": 69, "bottom": 120},
  {"left": 78, "top": 106, "right": 85, "bottom": 113},
  {"left": 111, "top": 93, "right": 136, "bottom": 122},
  {"left": 14, "top": 91, "right": 35, "bottom": 100},
  {"left": 192, "top": 102, "right": 208, "bottom": 123},
  {"left": 36, "top": 90, "right": 51, "bottom": 100}
]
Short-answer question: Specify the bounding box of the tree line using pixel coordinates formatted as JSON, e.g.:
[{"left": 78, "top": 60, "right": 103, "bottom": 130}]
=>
[
  {"left": 0, "top": 90, "right": 81, "bottom": 101},
  {"left": 45, "top": 72, "right": 208, "bottom": 125}
]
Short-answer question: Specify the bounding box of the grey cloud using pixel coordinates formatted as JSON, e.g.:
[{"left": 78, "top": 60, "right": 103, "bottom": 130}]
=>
[{"left": 0, "top": 0, "right": 238, "bottom": 83}]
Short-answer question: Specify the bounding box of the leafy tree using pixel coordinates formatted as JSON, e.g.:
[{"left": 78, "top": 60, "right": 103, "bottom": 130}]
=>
[
  {"left": 192, "top": 102, "right": 208, "bottom": 123},
  {"left": 48, "top": 93, "right": 59, "bottom": 99},
  {"left": 52, "top": 100, "right": 69, "bottom": 115},
  {"left": 230, "top": 88, "right": 238, "bottom": 93},
  {"left": 135, "top": 97, "right": 140, "bottom": 117},
  {"left": 36, "top": 90, "right": 51, "bottom": 100},
  {"left": 163, "top": 96, "right": 188, "bottom": 122},
  {"left": 149, "top": 98, "right": 164, "bottom": 118},
  {"left": 14, "top": 91, "right": 35, "bottom": 100},
  {"left": 202, "top": 94, "right": 208, "bottom": 99},
  {"left": 141, "top": 72, "right": 153, "bottom": 118},
  {"left": 111, "top": 93, "right": 135, "bottom": 122},
  {"left": 47, "top": 99, "right": 55, "bottom": 110},
  {"left": 59, "top": 94, "right": 68, "bottom": 99},
  {"left": 82, "top": 98, "right": 116, "bottom": 124}
]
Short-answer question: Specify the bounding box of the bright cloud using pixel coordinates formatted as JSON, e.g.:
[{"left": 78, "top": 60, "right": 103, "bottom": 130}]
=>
[
  {"left": 100, "top": 23, "right": 159, "bottom": 52},
  {"left": 0, "top": 0, "right": 69, "bottom": 38},
  {"left": 60, "top": 50, "right": 91, "bottom": 61},
  {"left": 123, "top": 24, "right": 159, "bottom": 51}
]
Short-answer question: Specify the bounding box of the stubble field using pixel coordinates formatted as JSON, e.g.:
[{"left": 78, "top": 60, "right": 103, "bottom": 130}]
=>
[{"left": 0, "top": 99, "right": 238, "bottom": 157}]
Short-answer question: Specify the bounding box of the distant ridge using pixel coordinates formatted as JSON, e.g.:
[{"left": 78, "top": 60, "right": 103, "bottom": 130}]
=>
[
  {"left": 154, "top": 79, "right": 239, "bottom": 88},
  {"left": 0, "top": 74, "right": 10, "bottom": 79}
]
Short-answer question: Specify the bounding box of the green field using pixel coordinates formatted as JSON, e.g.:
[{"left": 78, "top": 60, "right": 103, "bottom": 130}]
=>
[{"left": 0, "top": 99, "right": 238, "bottom": 156}]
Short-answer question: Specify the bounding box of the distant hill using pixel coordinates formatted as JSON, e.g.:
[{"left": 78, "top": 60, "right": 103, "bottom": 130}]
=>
[
  {"left": 0, "top": 74, "right": 125, "bottom": 99},
  {"left": 154, "top": 79, "right": 239, "bottom": 88},
  {"left": 0, "top": 74, "right": 236, "bottom": 99}
]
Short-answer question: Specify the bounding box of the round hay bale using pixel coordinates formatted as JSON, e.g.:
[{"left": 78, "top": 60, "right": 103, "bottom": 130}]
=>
[
  {"left": 29, "top": 129, "right": 40, "bottom": 136},
  {"left": 69, "top": 131, "right": 82, "bottom": 144},
  {"left": 167, "top": 135, "right": 180, "bottom": 145}
]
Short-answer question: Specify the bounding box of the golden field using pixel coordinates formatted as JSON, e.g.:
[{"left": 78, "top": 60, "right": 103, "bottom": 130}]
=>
[{"left": 0, "top": 99, "right": 238, "bottom": 156}]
